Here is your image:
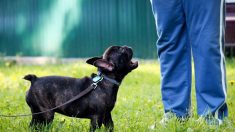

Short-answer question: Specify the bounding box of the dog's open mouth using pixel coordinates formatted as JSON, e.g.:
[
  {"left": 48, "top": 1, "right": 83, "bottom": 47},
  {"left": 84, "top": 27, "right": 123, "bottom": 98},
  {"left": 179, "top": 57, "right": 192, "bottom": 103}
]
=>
[
  {"left": 130, "top": 60, "right": 138, "bottom": 68},
  {"left": 126, "top": 47, "right": 138, "bottom": 68}
]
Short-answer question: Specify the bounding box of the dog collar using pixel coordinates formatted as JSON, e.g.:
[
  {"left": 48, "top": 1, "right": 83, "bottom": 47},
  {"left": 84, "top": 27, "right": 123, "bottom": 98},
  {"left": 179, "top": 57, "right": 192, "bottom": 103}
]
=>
[{"left": 92, "top": 72, "right": 120, "bottom": 87}]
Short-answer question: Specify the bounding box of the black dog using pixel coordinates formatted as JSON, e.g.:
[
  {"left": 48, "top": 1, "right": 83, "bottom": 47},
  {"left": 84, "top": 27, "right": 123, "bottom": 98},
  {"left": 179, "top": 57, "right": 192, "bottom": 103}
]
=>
[{"left": 24, "top": 46, "right": 138, "bottom": 131}]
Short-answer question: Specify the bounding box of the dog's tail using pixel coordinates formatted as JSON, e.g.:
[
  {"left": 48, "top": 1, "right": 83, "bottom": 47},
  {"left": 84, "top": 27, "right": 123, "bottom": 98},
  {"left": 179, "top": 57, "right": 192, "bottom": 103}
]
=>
[{"left": 23, "top": 74, "right": 38, "bottom": 83}]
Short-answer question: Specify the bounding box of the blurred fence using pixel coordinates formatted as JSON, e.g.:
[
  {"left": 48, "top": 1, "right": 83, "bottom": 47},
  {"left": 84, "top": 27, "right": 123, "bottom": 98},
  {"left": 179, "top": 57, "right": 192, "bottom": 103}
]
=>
[{"left": 0, "top": 0, "right": 157, "bottom": 59}]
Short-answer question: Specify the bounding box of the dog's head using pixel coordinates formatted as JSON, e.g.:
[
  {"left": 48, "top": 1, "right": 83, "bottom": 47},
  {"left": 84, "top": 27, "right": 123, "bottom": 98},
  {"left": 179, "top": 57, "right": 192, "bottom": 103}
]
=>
[{"left": 86, "top": 45, "right": 138, "bottom": 75}]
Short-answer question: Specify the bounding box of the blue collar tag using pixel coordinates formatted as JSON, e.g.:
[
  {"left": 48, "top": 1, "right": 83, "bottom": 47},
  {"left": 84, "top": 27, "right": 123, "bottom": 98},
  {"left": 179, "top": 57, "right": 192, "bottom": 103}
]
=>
[
  {"left": 92, "top": 75, "right": 103, "bottom": 83},
  {"left": 92, "top": 72, "right": 120, "bottom": 86}
]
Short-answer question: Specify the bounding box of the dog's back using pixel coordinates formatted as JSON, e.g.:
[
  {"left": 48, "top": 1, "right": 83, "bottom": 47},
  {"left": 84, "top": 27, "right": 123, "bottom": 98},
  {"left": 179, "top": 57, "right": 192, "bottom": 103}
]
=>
[{"left": 25, "top": 75, "right": 93, "bottom": 119}]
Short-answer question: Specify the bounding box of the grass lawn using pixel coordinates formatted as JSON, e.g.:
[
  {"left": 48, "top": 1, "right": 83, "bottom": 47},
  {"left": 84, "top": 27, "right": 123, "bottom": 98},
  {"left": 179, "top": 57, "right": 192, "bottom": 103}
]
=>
[{"left": 0, "top": 59, "right": 235, "bottom": 131}]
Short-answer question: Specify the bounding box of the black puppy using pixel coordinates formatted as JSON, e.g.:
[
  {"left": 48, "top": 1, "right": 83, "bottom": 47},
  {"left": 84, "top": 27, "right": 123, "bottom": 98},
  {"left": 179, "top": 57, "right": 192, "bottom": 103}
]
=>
[{"left": 24, "top": 46, "right": 138, "bottom": 131}]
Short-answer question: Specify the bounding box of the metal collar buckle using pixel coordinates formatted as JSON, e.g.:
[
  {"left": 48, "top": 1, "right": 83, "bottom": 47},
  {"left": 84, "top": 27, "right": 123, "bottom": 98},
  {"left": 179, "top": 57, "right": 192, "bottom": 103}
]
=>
[
  {"left": 92, "top": 75, "right": 104, "bottom": 89},
  {"left": 91, "top": 83, "right": 98, "bottom": 89}
]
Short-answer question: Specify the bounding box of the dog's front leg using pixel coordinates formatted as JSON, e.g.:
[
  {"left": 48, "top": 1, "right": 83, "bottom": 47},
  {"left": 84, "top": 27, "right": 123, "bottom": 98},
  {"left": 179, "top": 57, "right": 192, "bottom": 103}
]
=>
[
  {"left": 90, "top": 116, "right": 102, "bottom": 132},
  {"left": 103, "top": 113, "right": 114, "bottom": 132}
]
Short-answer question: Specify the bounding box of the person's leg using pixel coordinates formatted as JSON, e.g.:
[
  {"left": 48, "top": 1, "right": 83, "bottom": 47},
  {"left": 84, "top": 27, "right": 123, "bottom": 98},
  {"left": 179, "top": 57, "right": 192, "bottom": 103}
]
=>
[
  {"left": 150, "top": 0, "right": 192, "bottom": 117},
  {"left": 183, "top": 0, "right": 228, "bottom": 121}
]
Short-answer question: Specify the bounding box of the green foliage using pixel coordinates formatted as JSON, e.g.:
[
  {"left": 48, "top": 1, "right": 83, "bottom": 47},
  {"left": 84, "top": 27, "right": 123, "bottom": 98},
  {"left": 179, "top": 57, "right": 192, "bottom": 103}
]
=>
[{"left": 0, "top": 60, "right": 234, "bottom": 131}]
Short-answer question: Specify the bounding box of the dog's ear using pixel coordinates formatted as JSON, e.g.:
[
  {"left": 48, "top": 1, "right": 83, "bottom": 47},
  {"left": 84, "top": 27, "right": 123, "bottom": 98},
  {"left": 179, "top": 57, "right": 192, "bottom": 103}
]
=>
[
  {"left": 86, "top": 56, "right": 102, "bottom": 65},
  {"left": 86, "top": 57, "right": 114, "bottom": 72},
  {"left": 93, "top": 59, "right": 114, "bottom": 72}
]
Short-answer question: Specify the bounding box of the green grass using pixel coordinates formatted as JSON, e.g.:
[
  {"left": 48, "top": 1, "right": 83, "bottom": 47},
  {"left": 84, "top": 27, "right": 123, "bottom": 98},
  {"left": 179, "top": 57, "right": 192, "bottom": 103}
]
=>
[{"left": 0, "top": 60, "right": 235, "bottom": 131}]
